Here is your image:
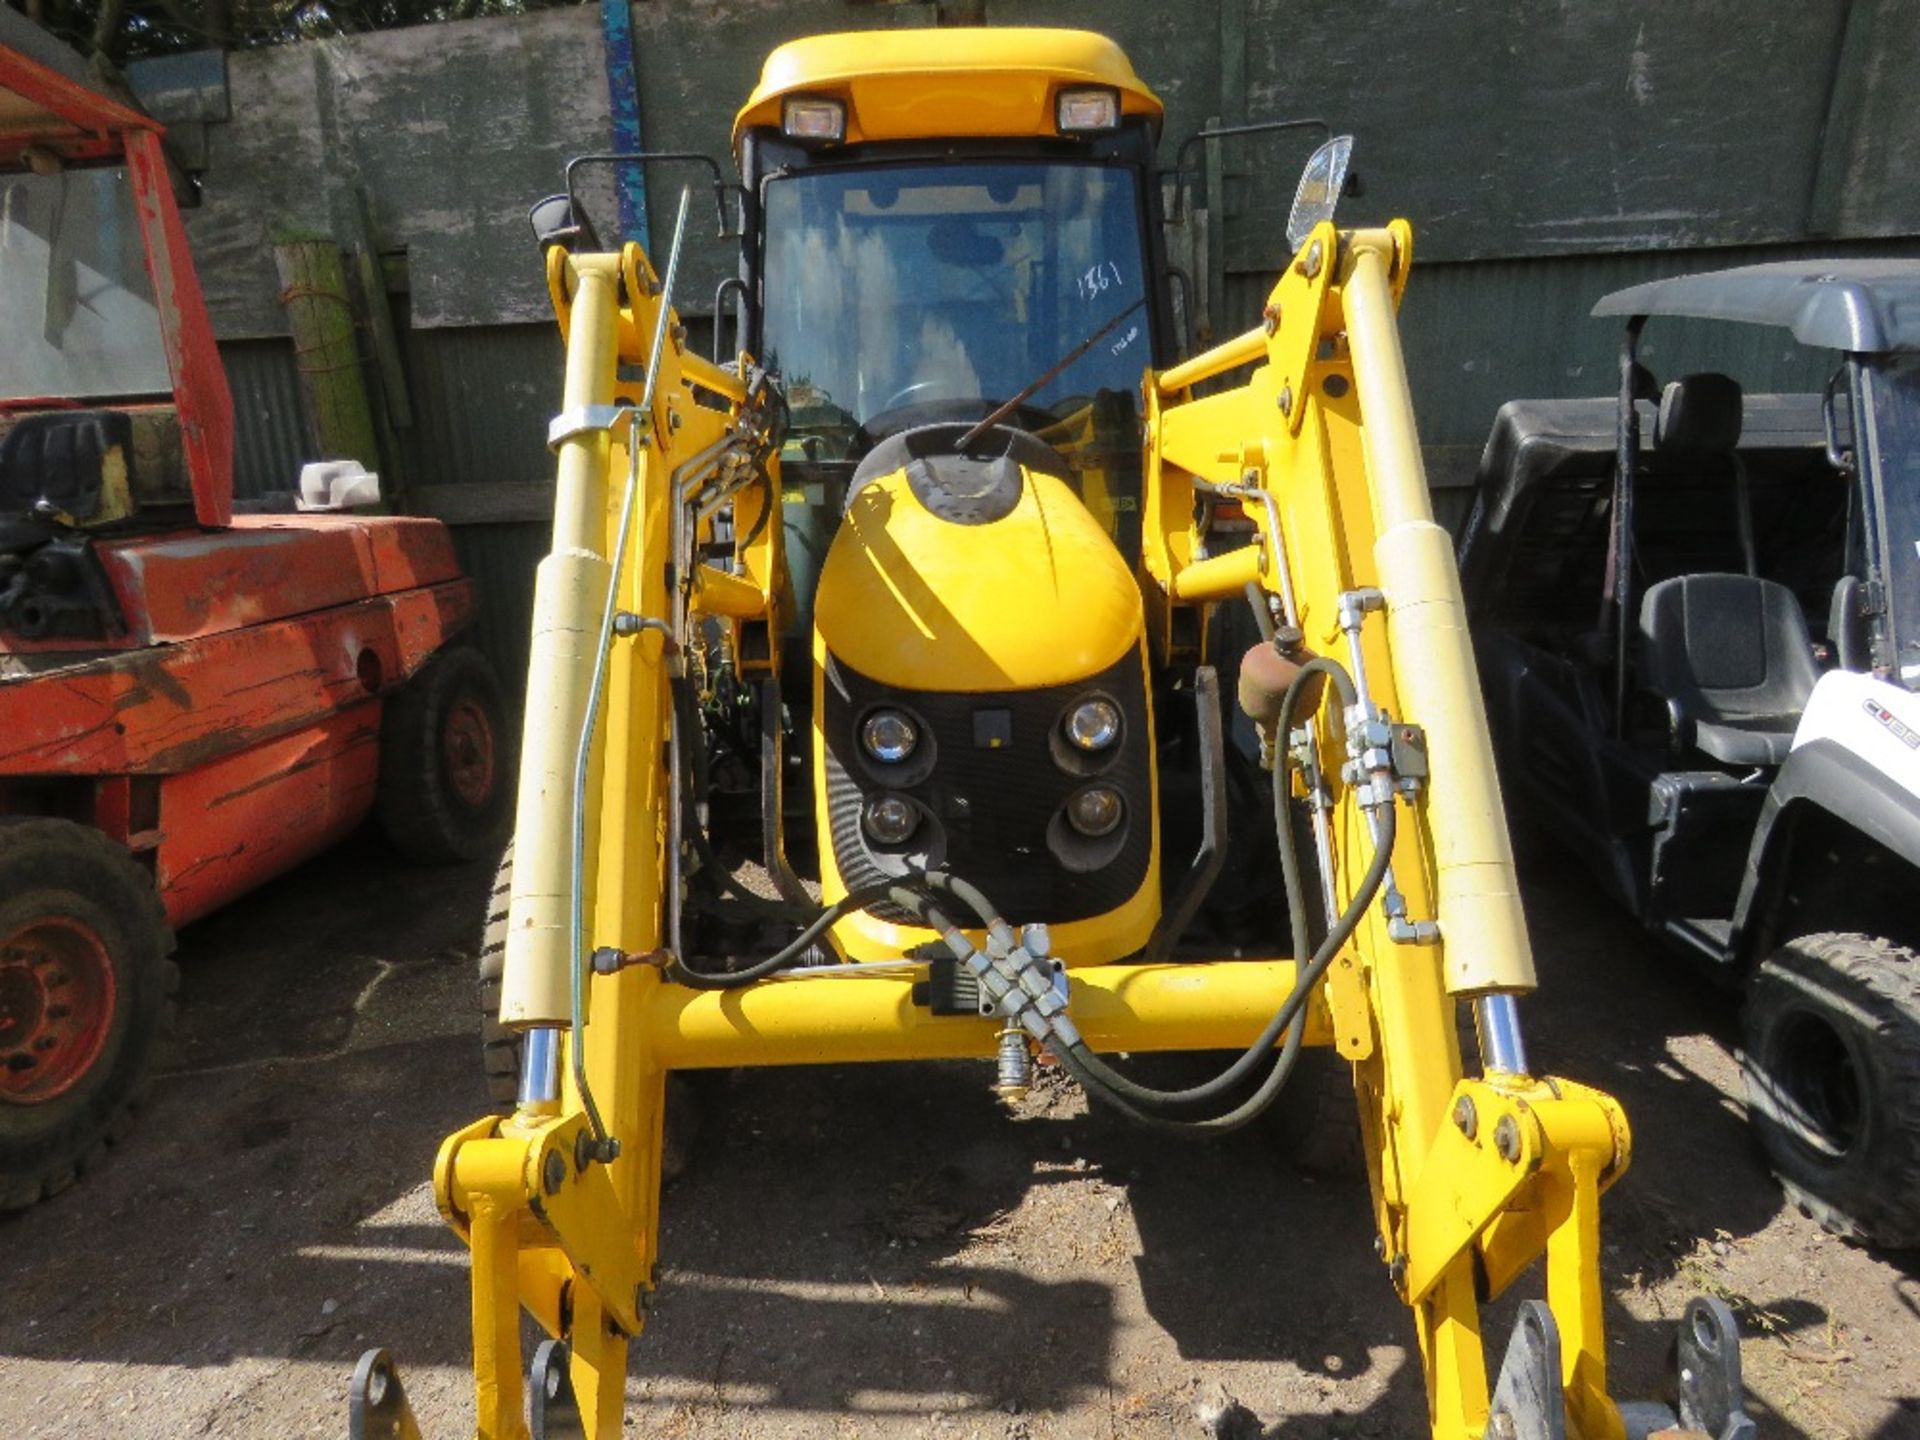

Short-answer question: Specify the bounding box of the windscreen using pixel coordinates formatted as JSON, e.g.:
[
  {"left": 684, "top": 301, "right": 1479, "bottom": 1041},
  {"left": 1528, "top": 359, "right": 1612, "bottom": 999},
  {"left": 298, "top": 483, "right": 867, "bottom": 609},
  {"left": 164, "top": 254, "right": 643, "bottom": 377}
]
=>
[
  {"left": 1862, "top": 355, "right": 1920, "bottom": 689},
  {"left": 760, "top": 161, "right": 1149, "bottom": 444},
  {"left": 0, "top": 167, "right": 171, "bottom": 402}
]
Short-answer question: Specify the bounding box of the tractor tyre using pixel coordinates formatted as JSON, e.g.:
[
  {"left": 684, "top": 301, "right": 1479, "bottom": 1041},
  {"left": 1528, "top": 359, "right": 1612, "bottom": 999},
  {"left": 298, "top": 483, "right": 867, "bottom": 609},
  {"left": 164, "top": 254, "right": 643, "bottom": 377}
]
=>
[
  {"left": 474, "top": 839, "right": 699, "bottom": 1177},
  {"left": 0, "top": 819, "right": 176, "bottom": 1211},
  {"left": 1264, "top": 1048, "right": 1365, "bottom": 1177},
  {"left": 478, "top": 841, "right": 519, "bottom": 1108},
  {"left": 377, "top": 645, "right": 511, "bottom": 865},
  {"left": 1741, "top": 932, "right": 1920, "bottom": 1249}
]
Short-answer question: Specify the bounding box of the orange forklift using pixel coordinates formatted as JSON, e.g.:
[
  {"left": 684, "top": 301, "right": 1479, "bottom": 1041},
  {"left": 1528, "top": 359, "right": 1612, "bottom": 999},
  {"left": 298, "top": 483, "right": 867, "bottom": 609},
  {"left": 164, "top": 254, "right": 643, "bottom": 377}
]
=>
[{"left": 0, "top": 13, "right": 508, "bottom": 1209}]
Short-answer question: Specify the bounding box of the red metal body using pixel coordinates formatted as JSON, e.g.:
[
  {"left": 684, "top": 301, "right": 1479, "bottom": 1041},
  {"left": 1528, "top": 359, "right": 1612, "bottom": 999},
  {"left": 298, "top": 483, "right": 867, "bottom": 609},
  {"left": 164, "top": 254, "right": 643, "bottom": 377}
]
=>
[
  {"left": 0, "top": 27, "right": 480, "bottom": 928},
  {"left": 1, "top": 517, "right": 473, "bottom": 925}
]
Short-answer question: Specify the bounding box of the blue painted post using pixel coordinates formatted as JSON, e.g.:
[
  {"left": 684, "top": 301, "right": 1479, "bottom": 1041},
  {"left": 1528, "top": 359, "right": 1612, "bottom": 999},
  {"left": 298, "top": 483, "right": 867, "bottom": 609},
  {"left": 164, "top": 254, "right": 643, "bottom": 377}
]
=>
[{"left": 600, "top": 0, "right": 649, "bottom": 244}]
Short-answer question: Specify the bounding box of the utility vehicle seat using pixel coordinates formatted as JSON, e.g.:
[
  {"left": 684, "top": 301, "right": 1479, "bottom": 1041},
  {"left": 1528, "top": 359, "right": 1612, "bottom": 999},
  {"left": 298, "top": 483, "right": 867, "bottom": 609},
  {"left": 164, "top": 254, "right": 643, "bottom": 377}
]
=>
[{"left": 1638, "top": 573, "right": 1819, "bottom": 766}]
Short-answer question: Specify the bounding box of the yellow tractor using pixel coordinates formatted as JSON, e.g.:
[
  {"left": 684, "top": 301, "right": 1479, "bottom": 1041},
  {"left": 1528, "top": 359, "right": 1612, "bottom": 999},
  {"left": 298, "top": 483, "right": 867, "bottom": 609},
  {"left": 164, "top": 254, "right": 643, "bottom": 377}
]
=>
[{"left": 353, "top": 29, "right": 1756, "bottom": 1440}]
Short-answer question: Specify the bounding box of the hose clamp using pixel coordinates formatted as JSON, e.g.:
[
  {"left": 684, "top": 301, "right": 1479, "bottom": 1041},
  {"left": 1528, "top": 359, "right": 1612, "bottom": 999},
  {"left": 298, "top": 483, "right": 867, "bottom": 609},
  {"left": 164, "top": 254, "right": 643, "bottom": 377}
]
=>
[{"left": 548, "top": 403, "right": 640, "bottom": 451}]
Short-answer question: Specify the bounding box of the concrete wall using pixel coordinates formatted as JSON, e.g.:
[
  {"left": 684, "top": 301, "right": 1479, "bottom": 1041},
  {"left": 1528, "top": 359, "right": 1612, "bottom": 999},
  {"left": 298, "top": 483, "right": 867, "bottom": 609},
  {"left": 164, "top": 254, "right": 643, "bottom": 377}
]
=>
[{"left": 126, "top": 0, "right": 1920, "bottom": 685}]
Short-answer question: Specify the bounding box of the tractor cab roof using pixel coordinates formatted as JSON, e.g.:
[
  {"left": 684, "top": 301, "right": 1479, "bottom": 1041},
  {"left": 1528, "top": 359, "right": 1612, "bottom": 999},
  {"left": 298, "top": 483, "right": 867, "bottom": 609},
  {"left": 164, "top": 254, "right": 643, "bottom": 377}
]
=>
[
  {"left": 734, "top": 27, "right": 1162, "bottom": 149},
  {"left": 1594, "top": 260, "right": 1920, "bottom": 354}
]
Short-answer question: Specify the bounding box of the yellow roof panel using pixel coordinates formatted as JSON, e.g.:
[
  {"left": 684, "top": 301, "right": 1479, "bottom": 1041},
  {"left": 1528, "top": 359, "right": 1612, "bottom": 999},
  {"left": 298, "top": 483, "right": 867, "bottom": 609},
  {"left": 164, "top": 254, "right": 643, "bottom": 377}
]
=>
[{"left": 734, "top": 28, "right": 1162, "bottom": 147}]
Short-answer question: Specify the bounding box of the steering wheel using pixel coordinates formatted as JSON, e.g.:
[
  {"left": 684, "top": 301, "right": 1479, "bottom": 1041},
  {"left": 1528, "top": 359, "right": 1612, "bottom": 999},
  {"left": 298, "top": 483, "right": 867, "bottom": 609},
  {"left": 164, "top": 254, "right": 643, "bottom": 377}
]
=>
[
  {"left": 876, "top": 380, "right": 949, "bottom": 413},
  {"left": 855, "top": 396, "right": 1059, "bottom": 450}
]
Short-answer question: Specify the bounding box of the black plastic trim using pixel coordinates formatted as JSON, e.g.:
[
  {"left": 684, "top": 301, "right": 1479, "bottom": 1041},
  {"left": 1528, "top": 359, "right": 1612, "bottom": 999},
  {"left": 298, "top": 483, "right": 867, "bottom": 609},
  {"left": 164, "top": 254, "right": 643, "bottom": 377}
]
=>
[{"left": 1732, "top": 737, "right": 1920, "bottom": 955}]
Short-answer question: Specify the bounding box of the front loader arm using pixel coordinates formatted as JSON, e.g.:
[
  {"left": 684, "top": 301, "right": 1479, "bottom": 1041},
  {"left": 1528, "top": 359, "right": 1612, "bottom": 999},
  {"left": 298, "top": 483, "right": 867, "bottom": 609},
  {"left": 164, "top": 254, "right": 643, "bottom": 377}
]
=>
[
  {"left": 1140, "top": 222, "right": 1715, "bottom": 1440},
  {"left": 352, "top": 214, "right": 1751, "bottom": 1440}
]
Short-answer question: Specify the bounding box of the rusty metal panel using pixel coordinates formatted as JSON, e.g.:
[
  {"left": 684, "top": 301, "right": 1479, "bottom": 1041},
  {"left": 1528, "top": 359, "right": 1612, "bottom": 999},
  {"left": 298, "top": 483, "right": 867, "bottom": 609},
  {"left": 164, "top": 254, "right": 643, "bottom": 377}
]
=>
[
  {"left": 398, "top": 325, "right": 562, "bottom": 493},
  {"left": 448, "top": 523, "right": 549, "bottom": 704},
  {"left": 221, "top": 338, "right": 309, "bottom": 500}
]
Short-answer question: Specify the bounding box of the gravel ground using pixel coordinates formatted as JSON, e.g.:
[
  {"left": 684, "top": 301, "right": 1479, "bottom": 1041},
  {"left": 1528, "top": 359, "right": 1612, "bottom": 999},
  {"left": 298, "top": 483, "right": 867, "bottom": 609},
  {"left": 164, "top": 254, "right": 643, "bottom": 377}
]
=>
[{"left": 0, "top": 840, "right": 1915, "bottom": 1439}]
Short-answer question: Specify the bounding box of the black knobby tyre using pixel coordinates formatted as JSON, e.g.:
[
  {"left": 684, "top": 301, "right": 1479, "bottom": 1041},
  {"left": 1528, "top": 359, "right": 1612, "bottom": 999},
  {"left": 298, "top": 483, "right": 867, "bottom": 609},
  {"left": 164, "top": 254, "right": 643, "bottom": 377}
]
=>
[
  {"left": 377, "top": 645, "right": 511, "bottom": 865},
  {"left": 1741, "top": 932, "right": 1920, "bottom": 1249},
  {"left": 478, "top": 842, "right": 519, "bottom": 1109},
  {"left": 1263, "top": 1048, "right": 1365, "bottom": 1176},
  {"left": 0, "top": 819, "right": 176, "bottom": 1211}
]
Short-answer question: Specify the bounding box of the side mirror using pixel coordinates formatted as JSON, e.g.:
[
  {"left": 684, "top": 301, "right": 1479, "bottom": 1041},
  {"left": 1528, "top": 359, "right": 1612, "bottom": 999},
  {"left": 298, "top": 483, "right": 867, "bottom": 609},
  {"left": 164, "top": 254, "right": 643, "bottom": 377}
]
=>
[
  {"left": 528, "top": 193, "right": 591, "bottom": 252},
  {"left": 1286, "top": 135, "right": 1354, "bottom": 252}
]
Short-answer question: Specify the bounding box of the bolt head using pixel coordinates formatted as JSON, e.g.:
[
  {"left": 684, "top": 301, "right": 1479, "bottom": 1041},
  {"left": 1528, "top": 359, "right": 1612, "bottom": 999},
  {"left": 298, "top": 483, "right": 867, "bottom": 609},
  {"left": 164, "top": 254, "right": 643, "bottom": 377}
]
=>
[
  {"left": 1494, "top": 1115, "right": 1522, "bottom": 1163},
  {"left": 1452, "top": 1095, "right": 1478, "bottom": 1140},
  {"left": 543, "top": 1150, "right": 567, "bottom": 1195},
  {"left": 1277, "top": 385, "right": 1294, "bottom": 416}
]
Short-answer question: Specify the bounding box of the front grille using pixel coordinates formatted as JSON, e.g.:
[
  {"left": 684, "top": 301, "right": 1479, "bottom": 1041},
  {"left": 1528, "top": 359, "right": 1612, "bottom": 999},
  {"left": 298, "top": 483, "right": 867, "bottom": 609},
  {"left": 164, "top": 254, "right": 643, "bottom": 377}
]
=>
[{"left": 821, "top": 647, "right": 1153, "bottom": 926}]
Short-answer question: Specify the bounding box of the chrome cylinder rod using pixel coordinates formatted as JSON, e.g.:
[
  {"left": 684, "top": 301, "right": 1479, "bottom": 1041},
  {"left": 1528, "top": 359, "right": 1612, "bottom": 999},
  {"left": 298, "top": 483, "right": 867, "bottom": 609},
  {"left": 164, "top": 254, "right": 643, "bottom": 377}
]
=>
[
  {"left": 518, "top": 1026, "right": 562, "bottom": 1109},
  {"left": 1474, "top": 993, "right": 1530, "bottom": 1077}
]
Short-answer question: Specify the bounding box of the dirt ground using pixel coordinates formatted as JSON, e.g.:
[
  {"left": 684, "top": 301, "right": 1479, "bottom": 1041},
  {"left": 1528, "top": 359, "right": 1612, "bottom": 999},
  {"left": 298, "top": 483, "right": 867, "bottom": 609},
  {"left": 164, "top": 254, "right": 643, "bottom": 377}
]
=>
[{"left": 1, "top": 840, "right": 1916, "bottom": 1439}]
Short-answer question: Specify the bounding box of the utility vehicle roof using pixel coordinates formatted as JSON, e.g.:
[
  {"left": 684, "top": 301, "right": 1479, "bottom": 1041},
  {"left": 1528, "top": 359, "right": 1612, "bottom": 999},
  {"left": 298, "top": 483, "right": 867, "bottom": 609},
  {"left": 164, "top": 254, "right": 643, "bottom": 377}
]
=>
[
  {"left": 1469, "top": 393, "right": 1827, "bottom": 537},
  {"left": 734, "top": 28, "right": 1162, "bottom": 147},
  {"left": 1593, "top": 260, "right": 1920, "bottom": 354}
]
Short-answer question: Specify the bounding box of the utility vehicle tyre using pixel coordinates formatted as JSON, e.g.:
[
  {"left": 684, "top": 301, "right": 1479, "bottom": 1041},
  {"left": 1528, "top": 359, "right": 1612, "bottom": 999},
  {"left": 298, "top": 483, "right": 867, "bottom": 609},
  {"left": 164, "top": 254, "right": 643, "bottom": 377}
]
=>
[
  {"left": 1264, "top": 1048, "right": 1365, "bottom": 1176},
  {"left": 475, "top": 841, "right": 699, "bottom": 1177},
  {"left": 1741, "top": 932, "right": 1920, "bottom": 1249},
  {"left": 0, "top": 819, "right": 176, "bottom": 1211},
  {"left": 378, "top": 645, "right": 510, "bottom": 865}
]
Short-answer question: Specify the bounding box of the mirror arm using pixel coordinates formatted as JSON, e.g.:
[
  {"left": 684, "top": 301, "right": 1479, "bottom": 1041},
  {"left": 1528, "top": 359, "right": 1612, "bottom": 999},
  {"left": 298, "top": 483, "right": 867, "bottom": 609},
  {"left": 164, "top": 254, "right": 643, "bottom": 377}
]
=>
[
  {"left": 713, "top": 277, "right": 749, "bottom": 365},
  {"left": 564, "top": 152, "right": 741, "bottom": 243},
  {"left": 1169, "top": 117, "right": 1332, "bottom": 221}
]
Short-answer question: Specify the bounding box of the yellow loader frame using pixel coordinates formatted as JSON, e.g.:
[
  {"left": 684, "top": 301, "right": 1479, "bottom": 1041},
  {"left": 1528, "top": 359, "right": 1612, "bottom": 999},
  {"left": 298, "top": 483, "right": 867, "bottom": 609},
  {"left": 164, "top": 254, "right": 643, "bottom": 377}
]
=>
[{"left": 348, "top": 209, "right": 1747, "bottom": 1440}]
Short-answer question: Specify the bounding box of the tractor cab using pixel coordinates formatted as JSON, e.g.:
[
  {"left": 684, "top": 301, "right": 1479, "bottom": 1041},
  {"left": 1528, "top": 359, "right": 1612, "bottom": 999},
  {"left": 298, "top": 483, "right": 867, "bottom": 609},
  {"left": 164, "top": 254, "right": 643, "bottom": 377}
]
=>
[
  {"left": 732, "top": 29, "right": 1170, "bottom": 568},
  {"left": 0, "top": 11, "right": 233, "bottom": 645}
]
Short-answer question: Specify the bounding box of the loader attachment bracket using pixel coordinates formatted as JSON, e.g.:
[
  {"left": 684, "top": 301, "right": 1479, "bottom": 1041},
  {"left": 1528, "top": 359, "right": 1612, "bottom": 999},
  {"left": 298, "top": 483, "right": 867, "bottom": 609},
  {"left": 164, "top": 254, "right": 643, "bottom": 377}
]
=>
[
  {"left": 1490, "top": 1296, "right": 1757, "bottom": 1440},
  {"left": 348, "top": 1348, "right": 422, "bottom": 1440},
  {"left": 1489, "top": 1300, "right": 1566, "bottom": 1440},
  {"left": 531, "top": 1339, "right": 587, "bottom": 1439},
  {"left": 1673, "top": 1298, "right": 1757, "bottom": 1440}
]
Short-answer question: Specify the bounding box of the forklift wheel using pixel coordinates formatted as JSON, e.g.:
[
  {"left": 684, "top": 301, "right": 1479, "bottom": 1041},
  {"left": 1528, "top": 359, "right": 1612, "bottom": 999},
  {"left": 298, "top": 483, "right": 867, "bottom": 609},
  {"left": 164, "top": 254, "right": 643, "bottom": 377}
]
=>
[
  {"left": 377, "top": 646, "right": 510, "bottom": 865},
  {"left": 0, "top": 819, "right": 175, "bottom": 1211},
  {"left": 1742, "top": 932, "right": 1920, "bottom": 1249}
]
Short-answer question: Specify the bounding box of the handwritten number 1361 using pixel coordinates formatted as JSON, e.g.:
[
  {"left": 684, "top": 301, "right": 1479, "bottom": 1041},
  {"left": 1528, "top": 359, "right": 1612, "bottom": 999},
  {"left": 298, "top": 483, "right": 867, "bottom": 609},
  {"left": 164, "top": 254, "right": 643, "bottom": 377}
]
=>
[{"left": 1076, "top": 261, "right": 1124, "bottom": 301}]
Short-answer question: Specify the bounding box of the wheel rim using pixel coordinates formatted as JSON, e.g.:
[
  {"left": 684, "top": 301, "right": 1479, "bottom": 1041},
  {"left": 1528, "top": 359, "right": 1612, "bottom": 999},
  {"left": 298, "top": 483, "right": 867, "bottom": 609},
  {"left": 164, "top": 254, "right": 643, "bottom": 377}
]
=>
[
  {"left": 0, "top": 916, "right": 118, "bottom": 1104},
  {"left": 1773, "top": 1007, "right": 1865, "bottom": 1160},
  {"left": 443, "top": 696, "right": 497, "bottom": 810}
]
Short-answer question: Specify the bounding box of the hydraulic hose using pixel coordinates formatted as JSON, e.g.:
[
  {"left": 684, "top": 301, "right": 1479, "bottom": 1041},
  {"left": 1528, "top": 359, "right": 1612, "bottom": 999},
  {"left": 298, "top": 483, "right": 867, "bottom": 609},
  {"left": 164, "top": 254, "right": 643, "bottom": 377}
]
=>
[
  {"left": 666, "top": 877, "right": 945, "bottom": 990},
  {"left": 1064, "top": 656, "right": 1372, "bottom": 1110},
  {"left": 1056, "top": 800, "right": 1394, "bottom": 1136}
]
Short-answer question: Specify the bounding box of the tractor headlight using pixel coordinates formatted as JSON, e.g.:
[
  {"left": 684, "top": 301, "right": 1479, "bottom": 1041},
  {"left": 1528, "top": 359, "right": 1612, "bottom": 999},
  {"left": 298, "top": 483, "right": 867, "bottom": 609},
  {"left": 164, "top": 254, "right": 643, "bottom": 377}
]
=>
[
  {"left": 861, "top": 709, "right": 919, "bottom": 764},
  {"left": 1063, "top": 697, "right": 1122, "bottom": 752},
  {"left": 1065, "top": 784, "right": 1124, "bottom": 837},
  {"left": 1055, "top": 86, "right": 1120, "bottom": 135},
  {"left": 863, "top": 793, "right": 920, "bottom": 846},
  {"left": 782, "top": 95, "right": 846, "bottom": 143}
]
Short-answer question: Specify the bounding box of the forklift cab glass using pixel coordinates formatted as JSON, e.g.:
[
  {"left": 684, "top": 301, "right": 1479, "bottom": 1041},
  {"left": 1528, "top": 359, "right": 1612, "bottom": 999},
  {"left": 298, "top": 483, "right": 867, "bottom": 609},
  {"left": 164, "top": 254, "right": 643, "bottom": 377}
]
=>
[
  {"left": 760, "top": 162, "right": 1149, "bottom": 456},
  {"left": 1859, "top": 354, "right": 1920, "bottom": 688},
  {"left": 0, "top": 168, "right": 171, "bottom": 402}
]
